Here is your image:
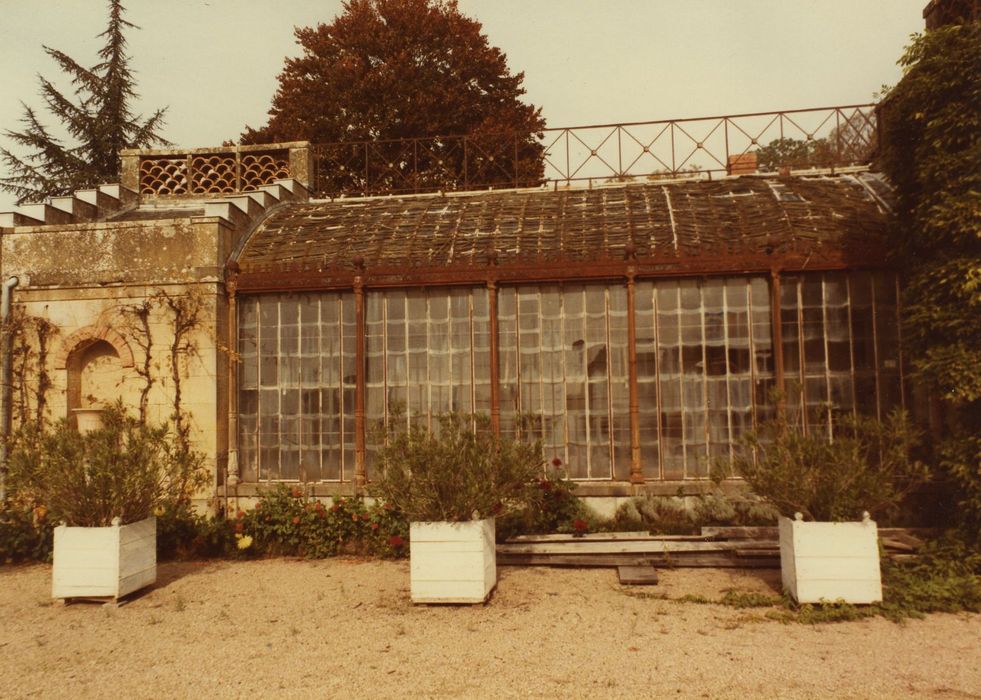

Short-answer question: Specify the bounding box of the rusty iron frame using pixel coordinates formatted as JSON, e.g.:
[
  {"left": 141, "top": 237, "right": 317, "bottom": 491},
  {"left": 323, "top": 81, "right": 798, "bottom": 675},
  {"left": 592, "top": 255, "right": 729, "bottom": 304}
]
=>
[
  {"left": 625, "top": 271, "right": 643, "bottom": 484},
  {"left": 353, "top": 279, "right": 367, "bottom": 488},
  {"left": 488, "top": 279, "right": 501, "bottom": 435},
  {"left": 234, "top": 248, "right": 883, "bottom": 294},
  {"left": 310, "top": 105, "right": 877, "bottom": 198},
  {"left": 225, "top": 272, "right": 240, "bottom": 509},
  {"left": 228, "top": 262, "right": 898, "bottom": 487}
]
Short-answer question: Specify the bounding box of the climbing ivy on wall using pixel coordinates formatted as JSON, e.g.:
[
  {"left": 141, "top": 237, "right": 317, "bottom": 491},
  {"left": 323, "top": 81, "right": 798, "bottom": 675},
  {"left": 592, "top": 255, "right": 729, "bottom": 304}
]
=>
[
  {"left": 116, "top": 288, "right": 206, "bottom": 455},
  {"left": 118, "top": 299, "right": 155, "bottom": 423},
  {"left": 5, "top": 307, "right": 58, "bottom": 428},
  {"left": 877, "top": 22, "right": 981, "bottom": 537}
]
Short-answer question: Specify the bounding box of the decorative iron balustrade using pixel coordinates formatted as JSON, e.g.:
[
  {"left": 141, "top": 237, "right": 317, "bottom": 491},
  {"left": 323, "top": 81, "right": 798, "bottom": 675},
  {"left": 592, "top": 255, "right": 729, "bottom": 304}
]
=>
[{"left": 311, "top": 104, "right": 877, "bottom": 198}]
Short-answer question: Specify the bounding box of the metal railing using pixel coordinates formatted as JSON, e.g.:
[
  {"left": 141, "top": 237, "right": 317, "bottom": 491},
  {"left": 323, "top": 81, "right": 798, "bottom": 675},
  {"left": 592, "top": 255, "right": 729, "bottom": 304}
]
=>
[{"left": 311, "top": 104, "right": 878, "bottom": 197}]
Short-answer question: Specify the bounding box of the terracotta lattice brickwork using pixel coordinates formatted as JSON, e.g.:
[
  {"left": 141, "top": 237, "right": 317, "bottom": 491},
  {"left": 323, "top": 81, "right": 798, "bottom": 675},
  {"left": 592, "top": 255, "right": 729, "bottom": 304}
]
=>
[
  {"left": 190, "top": 154, "right": 238, "bottom": 193},
  {"left": 241, "top": 153, "right": 291, "bottom": 190},
  {"left": 140, "top": 157, "right": 189, "bottom": 195},
  {"left": 138, "top": 149, "right": 292, "bottom": 196}
]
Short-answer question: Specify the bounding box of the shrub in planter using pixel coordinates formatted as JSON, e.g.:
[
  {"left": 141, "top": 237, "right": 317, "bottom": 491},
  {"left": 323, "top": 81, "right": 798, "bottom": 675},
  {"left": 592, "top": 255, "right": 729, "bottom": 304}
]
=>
[
  {"left": 370, "top": 413, "right": 543, "bottom": 603},
  {"left": 7, "top": 402, "right": 205, "bottom": 599},
  {"left": 719, "top": 407, "right": 929, "bottom": 604}
]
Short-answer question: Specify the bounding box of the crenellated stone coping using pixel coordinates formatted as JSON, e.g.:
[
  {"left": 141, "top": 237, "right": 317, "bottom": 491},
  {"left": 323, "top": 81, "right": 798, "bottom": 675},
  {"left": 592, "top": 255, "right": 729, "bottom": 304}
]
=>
[
  {"left": 0, "top": 177, "right": 307, "bottom": 232},
  {"left": 0, "top": 184, "right": 135, "bottom": 229},
  {"left": 196, "top": 178, "right": 309, "bottom": 227}
]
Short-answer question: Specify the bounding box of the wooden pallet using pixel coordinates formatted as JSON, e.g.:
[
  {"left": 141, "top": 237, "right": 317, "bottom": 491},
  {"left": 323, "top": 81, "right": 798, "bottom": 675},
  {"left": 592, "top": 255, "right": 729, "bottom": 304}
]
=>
[
  {"left": 53, "top": 596, "right": 126, "bottom": 608},
  {"left": 497, "top": 527, "right": 925, "bottom": 571}
]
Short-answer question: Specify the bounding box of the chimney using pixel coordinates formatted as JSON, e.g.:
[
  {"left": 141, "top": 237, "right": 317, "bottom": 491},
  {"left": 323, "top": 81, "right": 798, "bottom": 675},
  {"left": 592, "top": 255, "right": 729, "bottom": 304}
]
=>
[{"left": 727, "top": 152, "right": 758, "bottom": 176}]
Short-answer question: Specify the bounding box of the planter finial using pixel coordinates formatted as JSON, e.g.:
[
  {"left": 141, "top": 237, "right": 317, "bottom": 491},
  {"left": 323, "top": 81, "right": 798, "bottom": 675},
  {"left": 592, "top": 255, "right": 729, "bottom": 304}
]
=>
[
  {"left": 862, "top": 511, "right": 871, "bottom": 522},
  {"left": 794, "top": 512, "right": 804, "bottom": 521}
]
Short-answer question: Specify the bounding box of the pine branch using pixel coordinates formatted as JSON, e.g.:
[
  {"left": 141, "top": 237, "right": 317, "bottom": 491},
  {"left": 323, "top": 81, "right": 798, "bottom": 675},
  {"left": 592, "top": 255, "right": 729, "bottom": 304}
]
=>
[
  {"left": 37, "top": 77, "right": 94, "bottom": 141},
  {"left": 0, "top": 0, "right": 168, "bottom": 203},
  {"left": 42, "top": 46, "right": 102, "bottom": 95},
  {"left": 127, "top": 108, "right": 172, "bottom": 148}
]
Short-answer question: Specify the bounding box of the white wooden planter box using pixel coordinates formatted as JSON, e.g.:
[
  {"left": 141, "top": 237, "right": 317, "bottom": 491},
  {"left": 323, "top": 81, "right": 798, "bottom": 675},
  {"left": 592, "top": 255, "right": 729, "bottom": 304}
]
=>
[
  {"left": 52, "top": 516, "right": 157, "bottom": 602},
  {"left": 410, "top": 517, "right": 496, "bottom": 604},
  {"left": 779, "top": 514, "right": 882, "bottom": 604}
]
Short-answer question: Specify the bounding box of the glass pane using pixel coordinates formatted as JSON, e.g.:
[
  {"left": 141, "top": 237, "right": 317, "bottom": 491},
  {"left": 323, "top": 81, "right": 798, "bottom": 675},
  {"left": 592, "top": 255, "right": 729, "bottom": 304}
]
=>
[{"left": 241, "top": 292, "right": 354, "bottom": 483}]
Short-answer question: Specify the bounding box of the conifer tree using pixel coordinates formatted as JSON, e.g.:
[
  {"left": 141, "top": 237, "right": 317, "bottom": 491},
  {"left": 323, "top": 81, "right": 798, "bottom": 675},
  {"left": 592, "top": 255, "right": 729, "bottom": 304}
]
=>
[{"left": 0, "top": 0, "right": 168, "bottom": 205}]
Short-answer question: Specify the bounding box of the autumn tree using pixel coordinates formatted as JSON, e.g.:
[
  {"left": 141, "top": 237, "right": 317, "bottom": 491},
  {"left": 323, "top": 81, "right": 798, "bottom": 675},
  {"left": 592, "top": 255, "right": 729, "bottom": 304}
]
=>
[
  {"left": 877, "top": 22, "right": 980, "bottom": 537},
  {"left": 0, "top": 0, "right": 168, "bottom": 205},
  {"left": 240, "top": 0, "right": 545, "bottom": 195}
]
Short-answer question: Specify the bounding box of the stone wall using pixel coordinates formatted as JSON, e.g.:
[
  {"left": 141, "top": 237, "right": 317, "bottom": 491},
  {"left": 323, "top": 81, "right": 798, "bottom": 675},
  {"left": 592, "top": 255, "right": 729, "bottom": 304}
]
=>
[{"left": 1, "top": 216, "right": 232, "bottom": 510}]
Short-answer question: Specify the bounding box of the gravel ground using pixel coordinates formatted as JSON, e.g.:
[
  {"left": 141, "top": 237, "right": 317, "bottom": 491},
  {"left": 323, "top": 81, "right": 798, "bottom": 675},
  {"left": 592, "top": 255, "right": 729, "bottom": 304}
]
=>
[{"left": 0, "top": 559, "right": 979, "bottom": 699}]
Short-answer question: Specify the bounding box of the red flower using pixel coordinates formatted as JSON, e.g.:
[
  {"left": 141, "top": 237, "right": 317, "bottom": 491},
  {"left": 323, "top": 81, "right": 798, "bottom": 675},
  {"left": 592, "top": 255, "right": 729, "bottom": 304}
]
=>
[
  {"left": 234, "top": 522, "right": 244, "bottom": 533},
  {"left": 315, "top": 501, "right": 325, "bottom": 511},
  {"left": 388, "top": 535, "right": 405, "bottom": 548},
  {"left": 361, "top": 513, "right": 371, "bottom": 521},
  {"left": 236, "top": 510, "right": 245, "bottom": 520},
  {"left": 331, "top": 504, "right": 340, "bottom": 512},
  {"left": 370, "top": 522, "right": 379, "bottom": 530},
  {"left": 255, "top": 502, "right": 262, "bottom": 510},
  {"left": 551, "top": 456, "right": 563, "bottom": 467},
  {"left": 540, "top": 479, "right": 552, "bottom": 492},
  {"left": 383, "top": 503, "right": 393, "bottom": 511},
  {"left": 291, "top": 487, "right": 303, "bottom": 498},
  {"left": 351, "top": 513, "right": 359, "bottom": 522},
  {"left": 292, "top": 516, "right": 301, "bottom": 525},
  {"left": 572, "top": 518, "right": 589, "bottom": 533}
]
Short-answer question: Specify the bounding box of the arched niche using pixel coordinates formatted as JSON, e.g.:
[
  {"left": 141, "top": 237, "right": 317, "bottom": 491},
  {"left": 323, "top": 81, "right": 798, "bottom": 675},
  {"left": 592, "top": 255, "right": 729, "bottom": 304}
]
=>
[{"left": 57, "top": 326, "right": 135, "bottom": 423}]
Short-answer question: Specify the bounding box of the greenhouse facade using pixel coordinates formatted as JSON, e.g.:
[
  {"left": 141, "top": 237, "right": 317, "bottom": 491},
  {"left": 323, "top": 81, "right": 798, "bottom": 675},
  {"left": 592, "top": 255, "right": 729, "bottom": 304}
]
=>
[{"left": 0, "top": 126, "right": 903, "bottom": 508}]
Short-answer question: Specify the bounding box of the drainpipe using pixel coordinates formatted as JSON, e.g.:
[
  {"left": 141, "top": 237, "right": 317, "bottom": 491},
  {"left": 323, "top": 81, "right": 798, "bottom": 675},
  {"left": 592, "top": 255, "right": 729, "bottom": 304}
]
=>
[{"left": 0, "top": 276, "right": 20, "bottom": 505}]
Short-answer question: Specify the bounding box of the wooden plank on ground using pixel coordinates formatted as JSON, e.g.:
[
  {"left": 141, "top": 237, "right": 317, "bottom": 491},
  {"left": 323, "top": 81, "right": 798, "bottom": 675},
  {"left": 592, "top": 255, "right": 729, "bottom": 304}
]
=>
[
  {"left": 497, "top": 554, "right": 657, "bottom": 568},
  {"left": 617, "top": 566, "right": 659, "bottom": 585},
  {"left": 497, "top": 539, "right": 777, "bottom": 555},
  {"left": 508, "top": 531, "right": 657, "bottom": 543},
  {"left": 701, "top": 525, "right": 928, "bottom": 548},
  {"left": 880, "top": 537, "right": 916, "bottom": 552},
  {"left": 497, "top": 552, "right": 780, "bottom": 569},
  {"left": 701, "top": 526, "right": 778, "bottom": 540},
  {"left": 731, "top": 548, "right": 780, "bottom": 557}
]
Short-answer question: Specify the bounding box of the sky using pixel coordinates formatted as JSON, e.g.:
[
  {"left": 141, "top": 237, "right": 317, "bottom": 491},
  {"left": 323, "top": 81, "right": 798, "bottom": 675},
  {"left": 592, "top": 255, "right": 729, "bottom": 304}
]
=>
[{"left": 0, "top": 0, "right": 928, "bottom": 211}]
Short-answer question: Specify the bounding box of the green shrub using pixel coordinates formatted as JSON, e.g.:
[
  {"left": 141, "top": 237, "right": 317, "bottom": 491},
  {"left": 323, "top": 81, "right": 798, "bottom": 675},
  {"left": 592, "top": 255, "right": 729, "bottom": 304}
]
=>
[
  {"left": 612, "top": 492, "right": 778, "bottom": 534},
  {"left": 0, "top": 503, "right": 53, "bottom": 563},
  {"left": 234, "top": 485, "right": 409, "bottom": 559},
  {"left": 7, "top": 402, "right": 206, "bottom": 527},
  {"left": 877, "top": 536, "right": 981, "bottom": 620},
  {"left": 154, "top": 500, "right": 238, "bottom": 560},
  {"left": 370, "top": 413, "right": 544, "bottom": 523},
  {"left": 497, "top": 466, "right": 592, "bottom": 540},
  {"left": 717, "top": 407, "right": 929, "bottom": 521}
]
